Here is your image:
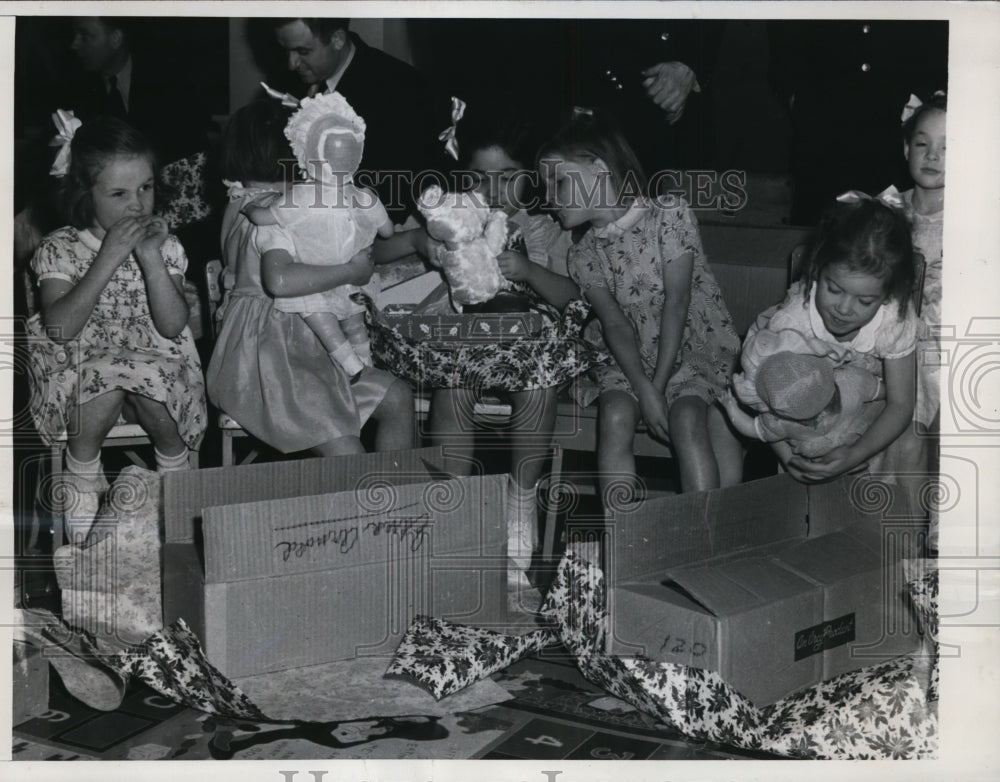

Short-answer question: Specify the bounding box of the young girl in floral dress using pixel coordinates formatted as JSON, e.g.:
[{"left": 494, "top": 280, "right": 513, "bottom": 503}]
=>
[{"left": 28, "top": 115, "right": 206, "bottom": 538}]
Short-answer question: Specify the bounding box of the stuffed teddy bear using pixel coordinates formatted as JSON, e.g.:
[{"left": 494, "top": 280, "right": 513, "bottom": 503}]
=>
[
  {"left": 724, "top": 329, "right": 885, "bottom": 459},
  {"left": 417, "top": 184, "right": 510, "bottom": 310}
]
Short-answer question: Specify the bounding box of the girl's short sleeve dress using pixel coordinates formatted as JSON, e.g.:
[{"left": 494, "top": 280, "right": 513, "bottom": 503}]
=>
[
  {"left": 568, "top": 197, "right": 740, "bottom": 406},
  {"left": 206, "top": 196, "right": 395, "bottom": 453},
  {"left": 27, "top": 226, "right": 206, "bottom": 449}
]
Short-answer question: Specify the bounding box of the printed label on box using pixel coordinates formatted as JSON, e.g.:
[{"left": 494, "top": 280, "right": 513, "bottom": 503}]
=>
[{"left": 794, "top": 612, "right": 857, "bottom": 660}]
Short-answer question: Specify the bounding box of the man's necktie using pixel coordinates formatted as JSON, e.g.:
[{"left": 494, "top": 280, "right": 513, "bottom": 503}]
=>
[{"left": 105, "top": 74, "right": 127, "bottom": 119}]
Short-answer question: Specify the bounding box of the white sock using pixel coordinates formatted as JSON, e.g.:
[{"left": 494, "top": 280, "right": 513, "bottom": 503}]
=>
[
  {"left": 154, "top": 446, "right": 189, "bottom": 473},
  {"left": 330, "top": 344, "right": 365, "bottom": 377},
  {"left": 65, "top": 450, "right": 103, "bottom": 478},
  {"left": 506, "top": 476, "right": 539, "bottom": 574}
]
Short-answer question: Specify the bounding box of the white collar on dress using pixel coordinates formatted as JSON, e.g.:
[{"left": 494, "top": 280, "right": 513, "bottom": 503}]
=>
[
  {"left": 77, "top": 228, "right": 104, "bottom": 253},
  {"left": 807, "top": 282, "right": 885, "bottom": 353},
  {"left": 592, "top": 199, "right": 648, "bottom": 240}
]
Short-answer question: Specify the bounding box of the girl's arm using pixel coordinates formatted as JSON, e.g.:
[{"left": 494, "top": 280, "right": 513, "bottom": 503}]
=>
[
  {"left": 39, "top": 218, "right": 146, "bottom": 342},
  {"left": 788, "top": 351, "right": 916, "bottom": 481},
  {"left": 134, "top": 218, "right": 189, "bottom": 338},
  {"left": 651, "top": 250, "right": 693, "bottom": 392},
  {"left": 587, "top": 285, "right": 671, "bottom": 442},
  {"left": 261, "top": 245, "right": 374, "bottom": 298},
  {"left": 497, "top": 251, "right": 581, "bottom": 311},
  {"left": 372, "top": 227, "right": 430, "bottom": 265}
]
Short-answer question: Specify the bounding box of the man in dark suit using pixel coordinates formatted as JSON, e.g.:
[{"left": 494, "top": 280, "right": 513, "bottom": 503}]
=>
[
  {"left": 272, "top": 18, "right": 454, "bottom": 224},
  {"left": 62, "top": 17, "right": 210, "bottom": 165}
]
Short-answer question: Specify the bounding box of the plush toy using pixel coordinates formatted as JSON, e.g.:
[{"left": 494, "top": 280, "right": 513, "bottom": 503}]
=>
[
  {"left": 417, "top": 184, "right": 510, "bottom": 310},
  {"left": 724, "top": 329, "right": 885, "bottom": 458}
]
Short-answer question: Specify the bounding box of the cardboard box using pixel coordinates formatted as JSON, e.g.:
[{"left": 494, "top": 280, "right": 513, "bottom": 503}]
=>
[
  {"left": 382, "top": 310, "right": 545, "bottom": 343},
  {"left": 605, "top": 474, "right": 922, "bottom": 706},
  {"left": 13, "top": 641, "right": 49, "bottom": 725},
  {"left": 162, "top": 448, "right": 509, "bottom": 678}
]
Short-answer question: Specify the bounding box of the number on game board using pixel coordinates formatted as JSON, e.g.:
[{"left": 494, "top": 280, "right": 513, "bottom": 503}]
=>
[{"left": 525, "top": 734, "right": 564, "bottom": 747}]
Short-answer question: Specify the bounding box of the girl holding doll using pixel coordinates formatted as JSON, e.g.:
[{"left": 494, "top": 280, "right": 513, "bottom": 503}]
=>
[
  {"left": 27, "top": 115, "right": 207, "bottom": 538},
  {"left": 726, "top": 194, "right": 919, "bottom": 483},
  {"left": 206, "top": 99, "right": 413, "bottom": 458},
  {"left": 537, "top": 111, "right": 743, "bottom": 498}
]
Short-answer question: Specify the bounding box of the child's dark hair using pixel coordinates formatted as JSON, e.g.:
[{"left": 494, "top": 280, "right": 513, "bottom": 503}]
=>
[
  {"left": 60, "top": 116, "right": 157, "bottom": 229},
  {"left": 220, "top": 99, "right": 296, "bottom": 185},
  {"left": 458, "top": 105, "right": 541, "bottom": 171},
  {"left": 803, "top": 198, "right": 916, "bottom": 318},
  {"left": 536, "top": 109, "right": 648, "bottom": 202},
  {"left": 902, "top": 92, "right": 947, "bottom": 143}
]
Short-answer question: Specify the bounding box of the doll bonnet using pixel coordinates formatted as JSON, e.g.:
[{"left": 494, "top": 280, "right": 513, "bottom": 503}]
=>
[
  {"left": 756, "top": 351, "right": 836, "bottom": 421},
  {"left": 285, "top": 91, "right": 366, "bottom": 181}
]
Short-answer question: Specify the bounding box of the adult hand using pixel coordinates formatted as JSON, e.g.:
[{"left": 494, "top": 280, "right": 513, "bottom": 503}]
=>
[
  {"left": 497, "top": 251, "right": 533, "bottom": 283},
  {"left": 637, "top": 383, "right": 671, "bottom": 442},
  {"left": 641, "top": 62, "right": 699, "bottom": 124},
  {"left": 787, "top": 445, "right": 867, "bottom": 483}
]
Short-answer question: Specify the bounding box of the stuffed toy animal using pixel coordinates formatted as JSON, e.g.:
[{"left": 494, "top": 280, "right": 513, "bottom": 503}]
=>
[
  {"left": 417, "top": 184, "right": 510, "bottom": 309},
  {"left": 725, "top": 329, "right": 885, "bottom": 458}
]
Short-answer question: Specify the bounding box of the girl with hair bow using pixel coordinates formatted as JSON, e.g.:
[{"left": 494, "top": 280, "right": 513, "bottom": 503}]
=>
[{"left": 27, "top": 112, "right": 207, "bottom": 538}]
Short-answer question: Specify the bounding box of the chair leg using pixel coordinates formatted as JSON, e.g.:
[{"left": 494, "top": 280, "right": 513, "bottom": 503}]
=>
[
  {"left": 49, "top": 444, "right": 65, "bottom": 549},
  {"left": 542, "top": 445, "right": 564, "bottom": 562}
]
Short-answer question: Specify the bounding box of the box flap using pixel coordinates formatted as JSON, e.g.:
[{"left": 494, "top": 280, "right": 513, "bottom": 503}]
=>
[
  {"left": 775, "top": 524, "right": 882, "bottom": 585},
  {"left": 610, "top": 474, "right": 806, "bottom": 583},
  {"left": 163, "top": 447, "right": 454, "bottom": 544},
  {"left": 200, "top": 474, "right": 506, "bottom": 583},
  {"left": 661, "top": 556, "right": 819, "bottom": 616}
]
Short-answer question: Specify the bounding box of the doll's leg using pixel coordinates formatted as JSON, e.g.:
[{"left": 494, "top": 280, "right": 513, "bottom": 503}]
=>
[
  {"left": 339, "top": 312, "right": 372, "bottom": 366},
  {"left": 597, "top": 391, "right": 640, "bottom": 510},
  {"left": 122, "top": 394, "right": 189, "bottom": 471},
  {"left": 302, "top": 313, "right": 364, "bottom": 378},
  {"left": 62, "top": 391, "right": 126, "bottom": 541}
]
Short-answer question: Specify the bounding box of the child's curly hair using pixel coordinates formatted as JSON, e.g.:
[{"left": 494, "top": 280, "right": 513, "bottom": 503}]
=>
[{"left": 802, "top": 197, "right": 916, "bottom": 319}]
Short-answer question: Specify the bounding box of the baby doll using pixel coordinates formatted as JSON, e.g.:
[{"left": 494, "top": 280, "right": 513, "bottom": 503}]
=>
[
  {"left": 244, "top": 91, "right": 393, "bottom": 377},
  {"left": 724, "top": 329, "right": 885, "bottom": 459},
  {"left": 416, "top": 184, "right": 510, "bottom": 311}
]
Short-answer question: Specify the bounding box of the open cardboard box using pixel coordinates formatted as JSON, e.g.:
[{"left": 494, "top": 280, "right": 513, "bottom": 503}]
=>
[
  {"left": 162, "top": 447, "right": 510, "bottom": 678},
  {"left": 603, "top": 474, "right": 924, "bottom": 706}
]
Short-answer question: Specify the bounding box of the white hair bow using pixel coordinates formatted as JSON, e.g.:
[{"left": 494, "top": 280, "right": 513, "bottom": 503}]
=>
[
  {"left": 49, "top": 109, "right": 82, "bottom": 177},
  {"left": 901, "top": 90, "right": 946, "bottom": 125},
  {"left": 261, "top": 82, "right": 301, "bottom": 109},
  {"left": 438, "top": 96, "right": 466, "bottom": 161},
  {"left": 835, "top": 185, "right": 905, "bottom": 210}
]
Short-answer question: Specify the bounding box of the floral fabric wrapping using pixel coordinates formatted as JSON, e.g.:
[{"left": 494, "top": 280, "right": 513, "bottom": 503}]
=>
[
  {"left": 54, "top": 467, "right": 164, "bottom": 646},
  {"left": 158, "top": 151, "right": 212, "bottom": 230},
  {"left": 385, "top": 615, "right": 557, "bottom": 700},
  {"left": 388, "top": 553, "right": 938, "bottom": 759},
  {"left": 105, "top": 619, "right": 266, "bottom": 721},
  {"left": 367, "top": 295, "right": 610, "bottom": 392}
]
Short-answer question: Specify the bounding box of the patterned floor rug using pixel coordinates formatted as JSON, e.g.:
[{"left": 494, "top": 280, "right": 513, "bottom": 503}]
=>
[{"left": 13, "top": 653, "right": 777, "bottom": 761}]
